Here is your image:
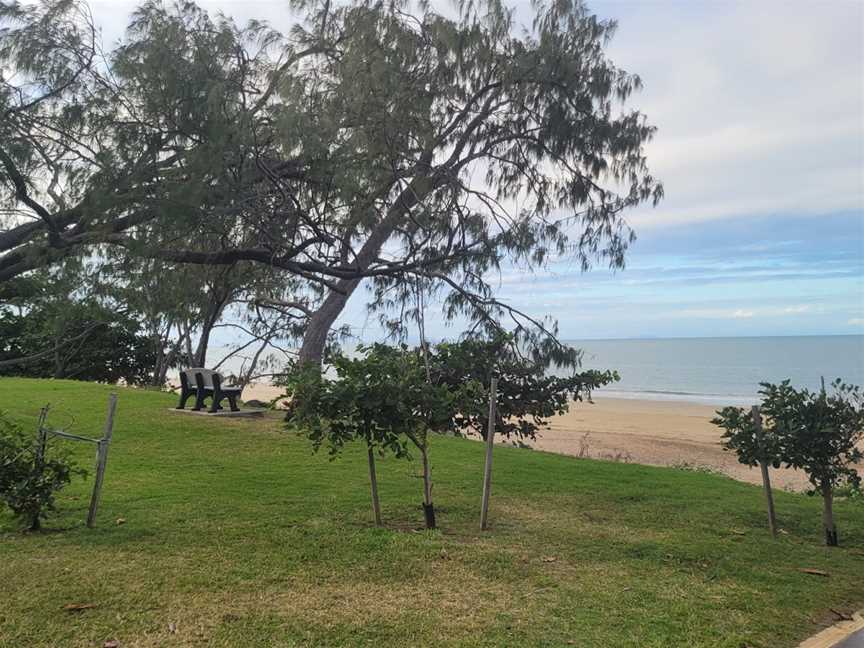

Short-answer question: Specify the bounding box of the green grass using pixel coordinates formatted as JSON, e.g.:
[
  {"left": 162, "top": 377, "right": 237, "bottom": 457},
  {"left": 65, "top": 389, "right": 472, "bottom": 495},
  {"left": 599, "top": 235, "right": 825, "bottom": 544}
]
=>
[{"left": 0, "top": 378, "right": 862, "bottom": 647}]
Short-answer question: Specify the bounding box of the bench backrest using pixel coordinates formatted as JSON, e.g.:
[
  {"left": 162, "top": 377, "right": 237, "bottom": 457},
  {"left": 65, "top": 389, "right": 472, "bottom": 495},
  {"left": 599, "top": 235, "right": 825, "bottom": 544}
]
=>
[{"left": 181, "top": 367, "right": 218, "bottom": 389}]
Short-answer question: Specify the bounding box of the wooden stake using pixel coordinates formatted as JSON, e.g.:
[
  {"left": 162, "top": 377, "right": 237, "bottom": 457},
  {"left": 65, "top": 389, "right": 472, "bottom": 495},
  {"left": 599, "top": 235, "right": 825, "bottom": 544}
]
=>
[
  {"left": 752, "top": 405, "right": 777, "bottom": 538},
  {"left": 367, "top": 445, "right": 383, "bottom": 527},
  {"left": 87, "top": 393, "right": 117, "bottom": 528},
  {"left": 30, "top": 406, "right": 50, "bottom": 531},
  {"left": 480, "top": 377, "right": 498, "bottom": 531}
]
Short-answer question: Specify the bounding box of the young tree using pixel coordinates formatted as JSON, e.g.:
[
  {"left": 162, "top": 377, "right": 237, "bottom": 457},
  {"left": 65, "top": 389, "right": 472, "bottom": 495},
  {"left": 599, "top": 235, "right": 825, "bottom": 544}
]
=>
[
  {"left": 286, "top": 344, "right": 454, "bottom": 529},
  {"left": 760, "top": 380, "right": 863, "bottom": 547},
  {"left": 713, "top": 405, "right": 782, "bottom": 537},
  {"left": 430, "top": 335, "right": 618, "bottom": 444},
  {"left": 0, "top": 411, "right": 86, "bottom": 531}
]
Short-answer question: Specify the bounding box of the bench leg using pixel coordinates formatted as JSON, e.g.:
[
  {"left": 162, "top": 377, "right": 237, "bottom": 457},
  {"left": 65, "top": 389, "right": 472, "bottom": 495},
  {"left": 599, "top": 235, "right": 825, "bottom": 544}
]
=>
[
  {"left": 227, "top": 394, "right": 239, "bottom": 412},
  {"left": 209, "top": 391, "right": 222, "bottom": 414},
  {"left": 192, "top": 391, "right": 207, "bottom": 411},
  {"left": 176, "top": 388, "right": 193, "bottom": 410}
]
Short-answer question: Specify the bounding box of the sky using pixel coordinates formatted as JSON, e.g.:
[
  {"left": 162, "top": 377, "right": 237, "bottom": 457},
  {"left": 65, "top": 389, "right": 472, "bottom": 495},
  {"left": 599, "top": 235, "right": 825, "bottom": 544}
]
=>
[{"left": 85, "top": 0, "right": 864, "bottom": 341}]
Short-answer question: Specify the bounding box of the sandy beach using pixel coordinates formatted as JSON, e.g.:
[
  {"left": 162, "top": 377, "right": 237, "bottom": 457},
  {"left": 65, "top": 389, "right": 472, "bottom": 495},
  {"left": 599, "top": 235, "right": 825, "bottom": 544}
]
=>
[
  {"left": 240, "top": 383, "right": 850, "bottom": 491},
  {"left": 519, "top": 397, "right": 814, "bottom": 490}
]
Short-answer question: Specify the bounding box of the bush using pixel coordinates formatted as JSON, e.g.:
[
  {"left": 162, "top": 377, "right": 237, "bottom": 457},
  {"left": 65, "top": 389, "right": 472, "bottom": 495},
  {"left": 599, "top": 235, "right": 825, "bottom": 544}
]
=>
[
  {"left": 761, "top": 379, "right": 863, "bottom": 546},
  {"left": 0, "top": 412, "right": 85, "bottom": 531},
  {"left": 286, "top": 345, "right": 455, "bottom": 529}
]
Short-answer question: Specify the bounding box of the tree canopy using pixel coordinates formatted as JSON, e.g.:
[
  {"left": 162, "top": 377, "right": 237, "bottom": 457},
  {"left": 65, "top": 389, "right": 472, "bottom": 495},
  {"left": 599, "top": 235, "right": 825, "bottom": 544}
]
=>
[{"left": 2, "top": 0, "right": 662, "bottom": 368}]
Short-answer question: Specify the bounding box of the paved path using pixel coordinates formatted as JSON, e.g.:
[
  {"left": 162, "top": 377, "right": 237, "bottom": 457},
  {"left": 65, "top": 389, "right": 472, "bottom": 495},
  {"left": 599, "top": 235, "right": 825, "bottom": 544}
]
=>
[{"left": 833, "top": 628, "right": 864, "bottom": 648}]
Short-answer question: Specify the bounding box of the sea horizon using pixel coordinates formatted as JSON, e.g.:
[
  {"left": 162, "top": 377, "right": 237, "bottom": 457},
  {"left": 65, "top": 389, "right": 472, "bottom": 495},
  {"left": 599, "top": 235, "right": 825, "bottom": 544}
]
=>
[
  {"left": 559, "top": 334, "right": 864, "bottom": 406},
  {"left": 206, "top": 334, "right": 864, "bottom": 407}
]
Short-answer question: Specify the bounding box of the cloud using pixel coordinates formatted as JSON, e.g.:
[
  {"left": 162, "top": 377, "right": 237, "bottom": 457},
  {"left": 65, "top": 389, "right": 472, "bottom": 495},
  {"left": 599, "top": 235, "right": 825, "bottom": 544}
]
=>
[
  {"left": 603, "top": 0, "right": 864, "bottom": 229},
  {"left": 849, "top": 319, "right": 864, "bottom": 327}
]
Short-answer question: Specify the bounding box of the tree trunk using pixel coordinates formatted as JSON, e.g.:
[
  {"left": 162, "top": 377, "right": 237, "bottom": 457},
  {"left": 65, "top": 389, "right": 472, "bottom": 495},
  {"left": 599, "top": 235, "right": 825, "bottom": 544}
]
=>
[
  {"left": 193, "top": 276, "right": 235, "bottom": 367},
  {"left": 297, "top": 175, "right": 436, "bottom": 367},
  {"left": 420, "top": 443, "right": 436, "bottom": 529},
  {"left": 822, "top": 485, "right": 838, "bottom": 546},
  {"left": 297, "top": 279, "right": 362, "bottom": 367},
  {"left": 193, "top": 314, "right": 217, "bottom": 367},
  {"left": 751, "top": 407, "right": 778, "bottom": 538},
  {"left": 367, "top": 445, "right": 383, "bottom": 527}
]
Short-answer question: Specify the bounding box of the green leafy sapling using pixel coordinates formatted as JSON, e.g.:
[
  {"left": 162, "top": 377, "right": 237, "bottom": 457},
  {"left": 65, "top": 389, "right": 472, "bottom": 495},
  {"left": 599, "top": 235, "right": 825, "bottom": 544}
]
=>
[
  {"left": 761, "top": 379, "right": 863, "bottom": 546},
  {"left": 0, "top": 412, "right": 86, "bottom": 531},
  {"left": 430, "top": 335, "right": 618, "bottom": 445},
  {"left": 286, "top": 345, "right": 454, "bottom": 528},
  {"left": 713, "top": 405, "right": 782, "bottom": 536}
]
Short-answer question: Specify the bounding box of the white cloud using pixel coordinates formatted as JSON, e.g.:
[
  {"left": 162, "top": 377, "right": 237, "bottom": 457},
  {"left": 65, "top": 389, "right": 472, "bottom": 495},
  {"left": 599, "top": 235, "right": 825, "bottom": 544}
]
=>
[
  {"left": 849, "top": 318, "right": 864, "bottom": 326},
  {"left": 605, "top": 0, "right": 864, "bottom": 228}
]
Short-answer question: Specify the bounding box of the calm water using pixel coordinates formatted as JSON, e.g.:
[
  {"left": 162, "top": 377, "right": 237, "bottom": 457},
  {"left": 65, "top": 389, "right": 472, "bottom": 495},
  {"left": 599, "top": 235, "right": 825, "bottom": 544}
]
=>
[{"left": 562, "top": 336, "right": 864, "bottom": 405}]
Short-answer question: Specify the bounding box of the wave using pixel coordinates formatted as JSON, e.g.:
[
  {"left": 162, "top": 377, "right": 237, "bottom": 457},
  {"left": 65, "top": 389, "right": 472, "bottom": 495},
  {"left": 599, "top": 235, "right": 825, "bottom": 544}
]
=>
[{"left": 596, "top": 388, "right": 756, "bottom": 406}]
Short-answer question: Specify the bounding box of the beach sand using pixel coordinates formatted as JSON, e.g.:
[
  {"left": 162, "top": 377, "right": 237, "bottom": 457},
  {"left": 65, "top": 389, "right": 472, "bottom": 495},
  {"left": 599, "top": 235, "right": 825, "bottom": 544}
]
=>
[
  {"left": 239, "top": 383, "right": 838, "bottom": 491},
  {"left": 519, "top": 397, "right": 814, "bottom": 490}
]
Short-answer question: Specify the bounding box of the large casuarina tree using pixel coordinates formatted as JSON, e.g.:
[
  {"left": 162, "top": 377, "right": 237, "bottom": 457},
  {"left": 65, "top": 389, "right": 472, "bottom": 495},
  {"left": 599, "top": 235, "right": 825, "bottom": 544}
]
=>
[{"left": 1, "top": 0, "right": 662, "bottom": 365}]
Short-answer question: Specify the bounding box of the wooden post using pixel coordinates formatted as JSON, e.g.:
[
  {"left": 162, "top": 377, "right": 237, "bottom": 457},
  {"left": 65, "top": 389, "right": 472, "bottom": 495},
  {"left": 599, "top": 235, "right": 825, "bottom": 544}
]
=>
[
  {"left": 30, "top": 406, "right": 50, "bottom": 531},
  {"left": 87, "top": 393, "right": 117, "bottom": 528},
  {"left": 752, "top": 405, "right": 777, "bottom": 538},
  {"left": 480, "top": 377, "right": 498, "bottom": 531},
  {"left": 367, "top": 445, "right": 383, "bottom": 527}
]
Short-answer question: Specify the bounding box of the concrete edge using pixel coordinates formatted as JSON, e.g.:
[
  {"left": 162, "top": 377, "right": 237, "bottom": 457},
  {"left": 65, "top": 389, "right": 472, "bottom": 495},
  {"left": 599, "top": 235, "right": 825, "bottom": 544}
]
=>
[{"left": 799, "top": 610, "right": 864, "bottom": 648}]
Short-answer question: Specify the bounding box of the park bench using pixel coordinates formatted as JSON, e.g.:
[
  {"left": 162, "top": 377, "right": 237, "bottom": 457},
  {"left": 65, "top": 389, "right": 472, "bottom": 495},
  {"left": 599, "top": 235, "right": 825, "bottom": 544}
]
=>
[{"left": 176, "top": 368, "right": 242, "bottom": 413}]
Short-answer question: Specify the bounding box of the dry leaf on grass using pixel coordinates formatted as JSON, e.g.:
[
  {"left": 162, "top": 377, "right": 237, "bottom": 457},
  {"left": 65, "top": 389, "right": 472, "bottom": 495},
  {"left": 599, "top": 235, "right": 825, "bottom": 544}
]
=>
[
  {"left": 541, "top": 556, "right": 557, "bottom": 563},
  {"left": 115, "top": 518, "right": 126, "bottom": 525},
  {"left": 103, "top": 640, "right": 120, "bottom": 648},
  {"left": 63, "top": 603, "right": 97, "bottom": 612},
  {"left": 797, "top": 568, "right": 829, "bottom": 577},
  {"left": 168, "top": 623, "right": 177, "bottom": 634}
]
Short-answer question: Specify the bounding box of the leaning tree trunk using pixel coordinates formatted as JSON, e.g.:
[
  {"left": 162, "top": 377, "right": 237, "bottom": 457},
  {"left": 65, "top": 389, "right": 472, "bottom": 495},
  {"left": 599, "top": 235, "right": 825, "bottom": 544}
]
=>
[
  {"left": 297, "top": 175, "right": 436, "bottom": 368},
  {"left": 297, "top": 279, "right": 362, "bottom": 367},
  {"left": 822, "top": 485, "right": 838, "bottom": 546},
  {"left": 193, "top": 310, "right": 220, "bottom": 367}
]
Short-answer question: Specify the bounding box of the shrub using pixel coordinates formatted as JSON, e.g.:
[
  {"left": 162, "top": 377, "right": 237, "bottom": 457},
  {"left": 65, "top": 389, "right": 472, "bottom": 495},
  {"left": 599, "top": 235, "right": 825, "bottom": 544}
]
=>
[
  {"left": 430, "top": 335, "right": 617, "bottom": 444},
  {"left": 0, "top": 412, "right": 85, "bottom": 531},
  {"left": 286, "top": 345, "right": 455, "bottom": 529},
  {"left": 761, "top": 379, "right": 863, "bottom": 546}
]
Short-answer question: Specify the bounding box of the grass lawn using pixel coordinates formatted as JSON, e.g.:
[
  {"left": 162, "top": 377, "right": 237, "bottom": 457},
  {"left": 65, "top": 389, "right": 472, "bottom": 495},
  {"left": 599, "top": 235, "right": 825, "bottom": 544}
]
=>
[{"left": 1, "top": 377, "right": 862, "bottom": 647}]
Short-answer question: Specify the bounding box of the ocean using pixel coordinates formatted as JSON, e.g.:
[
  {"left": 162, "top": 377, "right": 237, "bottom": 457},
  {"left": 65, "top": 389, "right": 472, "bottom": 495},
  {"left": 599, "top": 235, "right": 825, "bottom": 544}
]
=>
[
  {"left": 207, "top": 335, "right": 864, "bottom": 407},
  {"left": 565, "top": 335, "right": 864, "bottom": 405}
]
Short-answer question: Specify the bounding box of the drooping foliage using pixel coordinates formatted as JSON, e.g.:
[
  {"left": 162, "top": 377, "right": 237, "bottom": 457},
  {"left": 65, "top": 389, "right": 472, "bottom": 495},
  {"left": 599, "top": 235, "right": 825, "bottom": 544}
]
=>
[{"left": 1, "top": 0, "right": 663, "bottom": 367}]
